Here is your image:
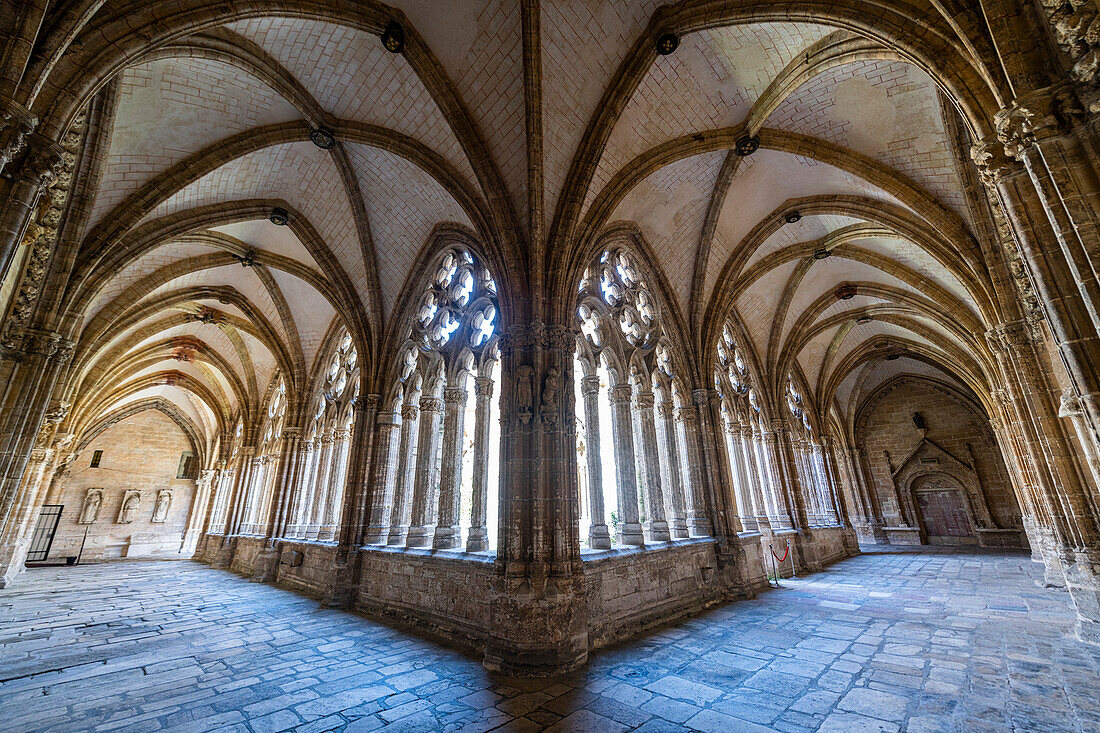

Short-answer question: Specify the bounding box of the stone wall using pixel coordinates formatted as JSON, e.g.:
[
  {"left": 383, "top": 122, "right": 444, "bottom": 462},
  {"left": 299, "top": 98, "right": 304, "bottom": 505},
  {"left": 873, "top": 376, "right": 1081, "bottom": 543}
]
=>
[
  {"left": 583, "top": 539, "right": 724, "bottom": 648},
  {"left": 856, "top": 378, "right": 1024, "bottom": 544},
  {"left": 47, "top": 411, "right": 196, "bottom": 561}
]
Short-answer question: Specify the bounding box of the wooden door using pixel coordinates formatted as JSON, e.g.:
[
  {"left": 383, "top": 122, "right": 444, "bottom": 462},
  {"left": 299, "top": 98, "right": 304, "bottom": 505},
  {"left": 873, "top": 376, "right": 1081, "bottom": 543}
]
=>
[{"left": 915, "top": 489, "right": 971, "bottom": 538}]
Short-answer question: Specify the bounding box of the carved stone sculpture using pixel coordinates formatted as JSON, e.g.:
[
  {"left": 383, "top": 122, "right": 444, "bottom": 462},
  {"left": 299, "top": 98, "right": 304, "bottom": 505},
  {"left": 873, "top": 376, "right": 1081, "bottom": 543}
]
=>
[
  {"left": 78, "top": 489, "right": 102, "bottom": 524},
  {"left": 151, "top": 489, "right": 172, "bottom": 523},
  {"left": 118, "top": 491, "right": 141, "bottom": 524},
  {"left": 515, "top": 364, "right": 534, "bottom": 424},
  {"left": 540, "top": 366, "right": 561, "bottom": 424}
]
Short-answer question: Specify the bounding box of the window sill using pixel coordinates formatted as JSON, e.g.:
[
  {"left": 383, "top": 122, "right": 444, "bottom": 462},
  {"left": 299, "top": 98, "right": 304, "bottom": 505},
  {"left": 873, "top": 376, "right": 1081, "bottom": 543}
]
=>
[
  {"left": 357, "top": 544, "right": 497, "bottom": 565},
  {"left": 580, "top": 536, "right": 715, "bottom": 563}
]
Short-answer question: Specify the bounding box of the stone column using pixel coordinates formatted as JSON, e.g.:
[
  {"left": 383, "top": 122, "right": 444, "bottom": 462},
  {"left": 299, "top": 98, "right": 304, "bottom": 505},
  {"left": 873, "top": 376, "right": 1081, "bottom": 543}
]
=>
[
  {"left": 607, "top": 383, "right": 644, "bottom": 545},
  {"left": 305, "top": 433, "right": 333, "bottom": 540},
  {"left": 0, "top": 445, "right": 53, "bottom": 586},
  {"left": 579, "top": 375, "right": 611, "bottom": 548},
  {"left": 363, "top": 411, "right": 400, "bottom": 544},
  {"left": 739, "top": 425, "right": 770, "bottom": 530},
  {"left": 724, "top": 421, "right": 758, "bottom": 532},
  {"left": 634, "top": 389, "right": 670, "bottom": 542},
  {"left": 0, "top": 133, "right": 63, "bottom": 287},
  {"left": 760, "top": 431, "right": 794, "bottom": 530},
  {"left": 434, "top": 386, "right": 469, "bottom": 549},
  {"left": 467, "top": 376, "right": 495, "bottom": 552},
  {"left": 183, "top": 469, "right": 217, "bottom": 553},
  {"left": 0, "top": 98, "right": 36, "bottom": 174},
  {"left": 406, "top": 394, "right": 444, "bottom": 548},
  {"left": 483, "top": 321, "right": 587, "bottom": 676},
  {"left": 657, "top": 400, "right": 689, "bottom": 538},
  {"left": 318, "top": 428, "right": 350, "bottom": 541},
  {"left": 388, "top": 401, "right": 420, "bottom": 546},
  {"left": 289, "top": 443, "right": 317, "bottom": 538},
  {"left": 224, "top": 447, "right": 256, "bottom": 537},
  {"left": 675, "top": 405, "right": 711, "bottom": 536}
]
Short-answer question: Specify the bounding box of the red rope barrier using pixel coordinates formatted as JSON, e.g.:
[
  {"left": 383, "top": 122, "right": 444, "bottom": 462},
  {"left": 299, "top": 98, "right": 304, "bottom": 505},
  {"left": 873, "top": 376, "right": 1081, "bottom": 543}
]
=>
[{"left": 770, "top": 543, "right": 789, "bottom": 563}]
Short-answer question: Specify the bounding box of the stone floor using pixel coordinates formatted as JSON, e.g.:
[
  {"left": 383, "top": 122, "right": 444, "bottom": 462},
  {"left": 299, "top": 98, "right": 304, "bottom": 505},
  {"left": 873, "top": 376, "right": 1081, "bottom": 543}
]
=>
[{"left": 2, "top": 548, "right": 1100, "bottom": 733}]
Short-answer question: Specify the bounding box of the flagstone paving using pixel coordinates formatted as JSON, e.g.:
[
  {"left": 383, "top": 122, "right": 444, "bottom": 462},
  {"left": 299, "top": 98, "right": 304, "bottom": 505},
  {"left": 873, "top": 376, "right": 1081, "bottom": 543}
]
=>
[{"left": 2, "top": 546, "right": 1099, "bottom": 732}]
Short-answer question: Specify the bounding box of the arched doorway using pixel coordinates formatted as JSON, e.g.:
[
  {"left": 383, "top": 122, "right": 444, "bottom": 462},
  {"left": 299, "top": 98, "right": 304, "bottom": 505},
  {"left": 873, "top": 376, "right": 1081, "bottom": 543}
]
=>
[{"left": 911, "top": 475, "right": 976, "bottom": 545}]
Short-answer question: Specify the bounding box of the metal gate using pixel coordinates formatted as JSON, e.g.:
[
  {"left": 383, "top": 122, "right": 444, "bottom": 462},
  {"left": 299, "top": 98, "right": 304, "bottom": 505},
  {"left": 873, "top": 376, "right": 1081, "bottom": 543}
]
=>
[{"left": 26, "top": 504, "right": 63, "bottom": 562}]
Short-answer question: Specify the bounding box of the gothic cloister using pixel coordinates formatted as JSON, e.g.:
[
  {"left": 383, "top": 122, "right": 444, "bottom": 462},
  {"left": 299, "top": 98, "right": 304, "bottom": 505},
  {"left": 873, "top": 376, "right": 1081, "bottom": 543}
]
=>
[{"left": 2, "top": 0, "right": 1100, "bottom": 730}]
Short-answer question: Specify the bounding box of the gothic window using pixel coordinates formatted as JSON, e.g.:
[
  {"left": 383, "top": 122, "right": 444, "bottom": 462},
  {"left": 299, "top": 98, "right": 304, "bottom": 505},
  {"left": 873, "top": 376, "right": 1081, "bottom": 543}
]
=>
[
  {"left": 370, "top": 244, "right": 501, "bottom": 553},
  {"left": 574, "top": 246, "right": 698, "bottom": 550}
]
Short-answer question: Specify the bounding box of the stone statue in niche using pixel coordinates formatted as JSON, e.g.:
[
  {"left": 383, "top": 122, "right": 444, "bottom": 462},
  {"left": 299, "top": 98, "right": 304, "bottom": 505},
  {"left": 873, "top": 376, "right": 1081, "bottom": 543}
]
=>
[
  {"left": 540, "top": 366, "right": 561, "bottom": 424},
  {"left": 117, "top": 490, "right": 141, "bottom": 524},
  {"left": 78, "top": 488, "right": 102, "bottom": 524},
  {"left": 151, "top": 489, "right": 172, "bottom": 523},
  {"left": 515, "top": 364, "right": 534, "bottom": 424}
]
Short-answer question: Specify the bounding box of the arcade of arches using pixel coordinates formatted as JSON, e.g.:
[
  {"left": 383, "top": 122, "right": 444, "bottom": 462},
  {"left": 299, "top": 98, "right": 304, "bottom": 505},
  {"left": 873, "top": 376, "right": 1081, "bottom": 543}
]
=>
[{"left": 1, "top": 0, "right": 1100, "bottom": 680}]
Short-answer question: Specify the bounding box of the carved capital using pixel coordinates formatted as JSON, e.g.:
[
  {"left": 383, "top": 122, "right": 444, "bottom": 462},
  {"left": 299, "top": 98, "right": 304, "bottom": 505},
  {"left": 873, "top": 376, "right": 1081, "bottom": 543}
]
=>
[
  {"left": 608, "top": 383, "right": 633, "bottom": 404},
  {"left": 1059, "top": 389, "right": 1084, "bottom": 418},
  {"left": 691, "top": 388, "right": 711, "bottom": 407},
  {"left": 658, "top": 400, "right": 675, "bottom": 419},
  {"left": 401, "top": 403, "right": 420, "bottom": 421},
  {"left": 633, "top": 390, "right": 655, "bottom": 410},
  {"left": 995, "top": 82, "right": 1085, "bottom": 159},
  {"left": 674, "top": 406, "right": 696, "bottom": 424},
  {"left": 580, "top": 375, "right": 601, "bottom": 397},
  {"left": 970, "top": 136, "right": 1025, "bottom": 187},
  {"left": 15, "top": 133, "right": 66, "bottom": 192},
  {"left": 443, "top": 386, "right": 468, "bottom": 406},
  {"left": 0, "top": 98, "right": 37, "bottom": 172},
  {"left": 419, "top": 396, "right": 444, "bottom": 413},
  {"left": 474, "top": 376, "right": 495, "bottom": 398},
  {"left": 361, "top": 394, "right": 381, "bottom": 411}
]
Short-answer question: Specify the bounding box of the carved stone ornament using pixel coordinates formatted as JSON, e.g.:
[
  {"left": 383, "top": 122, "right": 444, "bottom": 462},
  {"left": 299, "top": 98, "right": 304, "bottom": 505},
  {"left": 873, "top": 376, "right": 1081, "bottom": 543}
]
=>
[
  {"left": 1059, "top": 389, "right": 1084, "bottom": 418},
  {"left": 17, "top": 133, "right": 67, "bottom": 192},
  {"left": 117, "top": 490, "right": 141, "bottom": 524},
  {"left": 515, "top": 364, "right": 534, "bottom": 424},
  {"left": 995, "top": 83, "right": 1084, "bottom": 159},
  {"left": 79, "top": 488, "right": 103, "bottom": 524},
  {"left": 969, "top": 137, "right": 1023, "bottom": 188},
  {"left": 151, "top": 489, "right": 172, "bottom": 523},
  {"left": 0, "top": 98, "right": 37, "bottom": 173},
  {"left": 540, "top": 366, "right": 561, "bottom": 424}
]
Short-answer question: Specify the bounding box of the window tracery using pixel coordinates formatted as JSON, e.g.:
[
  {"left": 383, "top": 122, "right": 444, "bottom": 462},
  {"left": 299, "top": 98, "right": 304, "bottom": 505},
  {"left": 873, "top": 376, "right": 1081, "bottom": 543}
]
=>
[{"left": 574, "top": 246, "right": 700, "bottom": 549}]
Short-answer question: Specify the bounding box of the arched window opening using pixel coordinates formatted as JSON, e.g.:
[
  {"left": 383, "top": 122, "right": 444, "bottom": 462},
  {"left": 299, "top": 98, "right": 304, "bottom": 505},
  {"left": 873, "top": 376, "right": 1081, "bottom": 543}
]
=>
[
  {"left": 371, "top": 245, "right": 501, "bottom": 553},
  {"left": 285, "top": 328, "right": 359, "bottom": 543},
  {"left": 785, "top": 374, "right": 839, "bottom": 528},
  {"left": 574, "top": 247, "right": 702, "bottom": 549},
  {"left": 239, "top": 379, "right": 287, "bottom": 536}
]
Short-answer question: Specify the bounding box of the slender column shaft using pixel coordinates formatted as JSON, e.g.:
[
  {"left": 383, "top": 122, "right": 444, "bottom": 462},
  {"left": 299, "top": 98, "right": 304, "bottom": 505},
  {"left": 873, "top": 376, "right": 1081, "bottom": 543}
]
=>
[
  {"left": 657, "top": 400, "right": 688, "bottom": 538},
  {"left": 388, "top": 402, "right": 420, "bottom": 545},
  {"left": 319, "top": 429, "right": 350, "bottom": 541},
  {"left": 739, "top": 426, "right": 770, "bottom": 528},
  {"left": 363, "top": 411, "right": 400, "bottom": 544},
  {"left": 676, "top": 406, "right": 711, "bottom": 535},
  {"left": 634, "top": 390, "right": 670, "bottom": 542},
  {"left": 407, "top": 395, "right": 444, "bottom": 548},
  {"left": 724, "top": 422, "right": 758, "bottom": 532},
  {"left": 579, "top": 376, "right": 610, "bottom": 549},
  {"left": 434, "top": 387, "right": 469, "bottom": 549},
  {"left": 467, "top": 376, "right": 494, "bottom": 552},
  {"left": 306, "top": 434, "right": 334, "bottom": 539},
  {"left": 608, "top": 383, "right": 643, "bottom": 545}
]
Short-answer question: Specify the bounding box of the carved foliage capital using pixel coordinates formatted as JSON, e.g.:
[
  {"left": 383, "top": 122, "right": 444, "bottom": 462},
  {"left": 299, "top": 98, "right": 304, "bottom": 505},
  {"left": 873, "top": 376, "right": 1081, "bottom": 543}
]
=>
[
  {"left": 0, "top": 98, "right": 37, "bottom": 171},
  {"left": 995, "top": 82, "right": 1084, "bottom": 158},
  {"left": 17, "top": 133, "right": 66, "bottom": 192},
  {"left": 970, "top": 136, "right": 1024, "bottom": 187}
]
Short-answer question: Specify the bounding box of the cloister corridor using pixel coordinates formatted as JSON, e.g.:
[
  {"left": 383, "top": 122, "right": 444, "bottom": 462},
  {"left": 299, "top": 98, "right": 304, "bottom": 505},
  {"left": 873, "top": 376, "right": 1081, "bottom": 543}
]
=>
[{"left": 3, "top": 547, "right": 1098, "bottom": 733}]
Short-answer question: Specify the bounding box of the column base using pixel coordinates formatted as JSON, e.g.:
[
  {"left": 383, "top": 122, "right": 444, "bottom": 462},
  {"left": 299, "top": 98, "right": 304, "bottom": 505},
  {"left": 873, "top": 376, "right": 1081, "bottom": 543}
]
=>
[
  {"left": 387, "top": 525, "right": 409, "bottom": 546},
  {"left": 688, "top": 515, "right": 712, "bottom": 537},
  {"left": 405, "top": 525, "right": 434, "bottom": 548},
  {"left": 362, "top": 525, "right": 389, "bottom": 545},
  {"left": 587, "top": 524, "right": 611, "bottom": 550},
  {"left": 853, "top": 521, "right": 888, "bottom": 544},
  {"left": 432, "top": 525, "right": 462, "bottom": 550},
  {"left": 0, "top": 539, "right": 31, "bottom": 588},
  {"left": 1065, "top": 552, "right": 1100, "bottom": 646},
  {"left": 644, "top": 520, "right": 671, "bottom": 543},
  {"left": 617, "top": 521, "right": 644, "bottom": 546},
  {"left": 210, "top": 536, "right": 236, "bottom": 568},
  {"left": 669, "top": 518, "right": 689, "bottom": 539},
  {"left": 320, "top": 550, "right": 359, "bottom": 608},
  {"left": 483, "top": 575, "right": 589, "bottom": 676},
  {"left": 466, "top": 527, "right": 488, "bottom": 553}
]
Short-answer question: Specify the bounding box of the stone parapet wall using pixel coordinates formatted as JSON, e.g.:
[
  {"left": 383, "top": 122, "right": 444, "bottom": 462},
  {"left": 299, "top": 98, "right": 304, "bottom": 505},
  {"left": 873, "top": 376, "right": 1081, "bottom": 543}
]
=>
[{"left": 582, "top": 538, "right": 722, "bottom": 648}]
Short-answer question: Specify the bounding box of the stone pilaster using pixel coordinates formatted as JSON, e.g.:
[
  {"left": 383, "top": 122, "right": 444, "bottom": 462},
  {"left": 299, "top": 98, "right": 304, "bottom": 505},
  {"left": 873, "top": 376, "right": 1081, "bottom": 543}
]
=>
[
  {"left": 0, "top": 132, "right": 63, "bottom": 287},
  {"left": 318, "top": 428, "right": 350, "bottom": 542},
  {"left": 675, "top": 405, "right": 711, "bottom": 536},
  {"left": 0, "top": 98, "right": 36, "bottom": 174}
]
